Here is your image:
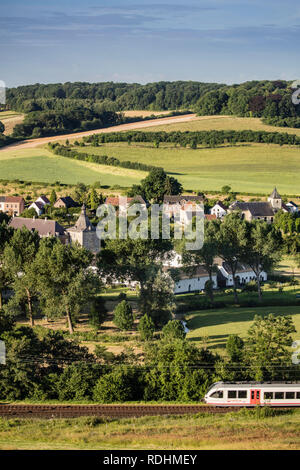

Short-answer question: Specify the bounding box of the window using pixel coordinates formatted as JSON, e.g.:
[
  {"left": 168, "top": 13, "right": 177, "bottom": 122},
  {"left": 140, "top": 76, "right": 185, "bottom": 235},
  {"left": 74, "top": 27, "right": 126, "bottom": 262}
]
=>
[
  {"left": 228, "top": 391, "right": 237, "bottom": 399},
  {"left": 286, "top": 392, "right": 295, "bottom": 400},
  {"left": 274, "top": 392, "right": 284, "bottom": 400},
  {"left": 264, "top": 392, "right": 273, "bottom": 400},
  {"left": 297, "top": 392, "right": 300, "bottom": 399},
  {"left": 238, "top": 390, "right": 247, "bottom": 399},
  {"left": 210, "top": 391, "right": 223, "bottom": 399}
]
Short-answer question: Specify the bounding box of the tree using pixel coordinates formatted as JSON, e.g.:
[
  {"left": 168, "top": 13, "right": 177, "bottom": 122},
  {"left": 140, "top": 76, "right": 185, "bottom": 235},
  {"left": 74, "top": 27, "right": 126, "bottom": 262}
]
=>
[
  {"left": 97, "top": 237, "right": 173, "bottom": 319},
  {"left": 93, "top": 365, "right": 142, "bottom": 402},
  {"left": 182, "top": 221, "right": 219, "bottom": 303},
  {"left": 3, "top": 228, "right": 40, "bottom": 326},
  {"left": 140, "top": 270, "right": 176, "bottom": 328},
  {"left": 162, "top": 320, "right": 186, "bottom": 340},
  {"left": 139, "top": 168, "right": 182, "bottom": 203},
  {"left": 244, "top": 314, "right": 296, "bottom": 380},
  {"left": 138, "top": 314, "right": 155, "bottom": 341},
  {"left": 226, "top": 335, "right": 244, "bottom": 363},
  {"left": 213, "top": 213, "right": 248, "bottom": 303},
  {"left": 50, "top": 189, "right": 57, "bottom": 206},
  {"left": 221, "top": 185, "right": 231, "bottom": 194},
  {"left": 89, "top": 295, "right": 107, "bottom": 330},
  {"left": 0, "top": 223, "right": 14, "bottom": 310},
  {"left": 113, "top": 300, "right": 134, "bottom": 331},
  {"left": 35, "top": 240, "right": 95, "bottom": 334},
  {"left": 0, "top": 121, "right": 5, "bottom": 134},
  {"left": 241, "top": 220, "right": 282, "bottom": 301}
]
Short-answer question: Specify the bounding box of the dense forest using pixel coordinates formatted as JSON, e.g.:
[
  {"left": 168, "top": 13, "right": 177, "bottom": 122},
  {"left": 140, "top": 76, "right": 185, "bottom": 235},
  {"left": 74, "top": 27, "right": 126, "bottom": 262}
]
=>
[
  {"left": 195, "top": 80, "right": 300, "bottom": 126},
  {"left": 6, "top": 81, "right": 223, "bottom": 112},
  {"left": 5, "top": 79, "right": 300, "bottom": 139}
]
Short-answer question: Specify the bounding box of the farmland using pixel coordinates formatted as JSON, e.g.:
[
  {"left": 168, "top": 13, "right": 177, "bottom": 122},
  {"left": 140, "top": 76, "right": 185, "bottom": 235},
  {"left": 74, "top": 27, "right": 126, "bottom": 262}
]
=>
[
  {"left": 143, "top": 115, "right": 300, "bottom": 136},
  {"left": 74, "top": 141, "right": 300, "bottom": 194},
  {"left": 0, "top": 147, "right": 145, "bottom": 186}
]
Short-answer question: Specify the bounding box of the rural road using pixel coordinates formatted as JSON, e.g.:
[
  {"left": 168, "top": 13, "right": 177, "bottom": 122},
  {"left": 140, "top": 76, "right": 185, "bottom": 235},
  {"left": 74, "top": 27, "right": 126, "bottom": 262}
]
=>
[{"left": 0, "top": 113, "right": 197, "bottom": 151}]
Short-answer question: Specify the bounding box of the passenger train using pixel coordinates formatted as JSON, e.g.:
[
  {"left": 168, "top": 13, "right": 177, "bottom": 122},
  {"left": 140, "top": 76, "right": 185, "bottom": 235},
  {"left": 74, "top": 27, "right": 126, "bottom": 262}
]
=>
[{"left": 204, "top": 382, "right": 300, "bottom": 407}]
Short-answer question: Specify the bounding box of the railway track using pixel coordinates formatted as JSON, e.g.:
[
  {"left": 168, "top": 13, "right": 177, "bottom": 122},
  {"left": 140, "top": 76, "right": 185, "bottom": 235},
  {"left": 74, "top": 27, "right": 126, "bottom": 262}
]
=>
[{"left": 0, "top": 404, "right": 239, "bottom": 419}]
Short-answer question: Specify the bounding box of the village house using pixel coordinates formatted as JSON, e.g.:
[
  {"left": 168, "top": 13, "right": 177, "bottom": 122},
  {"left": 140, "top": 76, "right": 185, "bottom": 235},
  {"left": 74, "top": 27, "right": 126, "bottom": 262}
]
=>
[
  {"left": 285, "top": 201, "right": 299, "bottom": 213},
  {"left": 54, "top": 196, "right": 78, "bottom": 209},
  {"left": 170, "top": 266, "right": 218, "bottom": 294},
  {"left": 28, "top": 195, "right": 50, "bottom": 216},
  {"left": 9, "top": 217, "right": 69, "bottom": 244},
  {"left": 67, "top": 204, "right": 100, "bottom": 254},
  {"left": 0, "top": 196, "right": 25, "bottom": 216},
  {"left": 216, "top": 261, "right": 267, "bottom": 287},
  {"left": 228, "top": 188, "right": 289, "bottom": 223},
  {"left": 210, "top": 201, "right": 227, "bottom": 218}
]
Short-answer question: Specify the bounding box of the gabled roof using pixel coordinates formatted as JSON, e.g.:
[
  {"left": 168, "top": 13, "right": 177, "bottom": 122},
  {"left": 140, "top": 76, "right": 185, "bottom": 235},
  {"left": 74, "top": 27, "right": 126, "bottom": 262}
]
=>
[
  {"left": 37, "top": 195, "right": 50, "bottom": 204},
  {"left": 220, "top": 262, "right": 255, "bottom": 275},
  {"left": 67, "top": 204, "right": 95, "bottom": 232},
  {"left": 30, "top": 201, "right": 44, "bottom": 210},
  {"left": 269, "top": 187, "right": 281, "bottom": 199},
  {"left": 9, "top": 217, "right": 66, "bottom": 236},
  {"left": 213, "top": 201, "right": 227, "bottom": 210},
  {"left": 205, "top": 214, "right": 217, "bottom": 220},
  {"left": 230, "top": 201, "right": 275, "bottom": 217},
  {"left": 54, "top": 196, "right": 78, "bottom": 208},
  {"left": 287, "top": 201, "right": 298, "bottom": 208},
  {"left": 3, "top": 196, "right": 24, "bottom": 203},
  {"left": 163, "top": 195, "right": 204, "bottom": 205}
]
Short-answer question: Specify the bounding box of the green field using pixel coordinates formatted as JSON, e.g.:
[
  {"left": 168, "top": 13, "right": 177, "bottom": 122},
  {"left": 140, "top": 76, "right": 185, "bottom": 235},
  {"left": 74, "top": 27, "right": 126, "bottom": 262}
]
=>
[
  {"left": 186, "top": 305, "right": 300, "bottom": 354},
  {"left": 146, "top": 115, "right": 300, "bottom": 136},
  {"left": 0, "top": 147, "right": 145, "bottom": 186},
  {"left": 1, "top": 410, "right": 300, "bottom": 449},
  {"left": 75, "top": 142, "right": 300, "bottom": 194}
]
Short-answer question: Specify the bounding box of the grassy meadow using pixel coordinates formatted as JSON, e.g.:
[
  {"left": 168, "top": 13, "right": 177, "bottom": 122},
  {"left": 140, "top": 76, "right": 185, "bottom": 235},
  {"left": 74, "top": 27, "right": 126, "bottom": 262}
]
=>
[
  {"left": 145, "top": 114, "right": 300, "bottom": 136},
  {"left": 186, "top": 303, "right": 300, "bottom": 354},
  {"left": 75, "top": 141, "right": 300, "bottom": 194},
  {"left": 0, "top": 410, "right": 300, "bottom": 450},
  {"left": 0, "top": 146, "right": 145, "bottom": 187}
]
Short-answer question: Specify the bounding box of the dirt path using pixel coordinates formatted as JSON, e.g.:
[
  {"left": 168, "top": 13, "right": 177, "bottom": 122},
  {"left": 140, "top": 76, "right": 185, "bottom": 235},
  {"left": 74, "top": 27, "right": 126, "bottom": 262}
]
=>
[{"left": 0, "top": 113, "right": 197, "bottom": 151}]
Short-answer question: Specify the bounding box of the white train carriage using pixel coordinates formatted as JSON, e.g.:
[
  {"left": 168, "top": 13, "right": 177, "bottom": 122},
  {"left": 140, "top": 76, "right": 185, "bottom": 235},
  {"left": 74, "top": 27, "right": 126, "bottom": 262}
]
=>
[{"left": 204, "top": 382, "right": 300, "bottom": 407}]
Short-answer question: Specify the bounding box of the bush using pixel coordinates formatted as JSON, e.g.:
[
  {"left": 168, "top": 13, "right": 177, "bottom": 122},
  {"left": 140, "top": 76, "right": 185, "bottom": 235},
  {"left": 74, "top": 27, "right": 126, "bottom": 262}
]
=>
[
  {"left": 162, "top": 320, "right": 186, "bottom": 340},
  {"left": 93, "top": 366, "right": 143, "bottom": 402},
  {"left": 138, "top": 314, "right": 155, "bottom": 341},
  {"left": 56, "top": 363, "right": 102, "bottom": 401},
  {"left": 113, "top": 300, "right": 134, "bottom": 331}
]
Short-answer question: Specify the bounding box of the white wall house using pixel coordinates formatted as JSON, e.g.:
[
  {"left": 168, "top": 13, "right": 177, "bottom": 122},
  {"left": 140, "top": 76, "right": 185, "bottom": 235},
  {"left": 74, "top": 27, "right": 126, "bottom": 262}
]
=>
[
  {"left": 285, "top": 201, "right": 299, "bottom": 214},
  {"left": 217, "top": 262, "right": 267, "bottom": 287},
  {"left": 28, "top": 201, "right": 44, "bottom": 216},
  {"left": 210, "top": 202, "right": 227, "bottom": 219},
  {"left": 171, "top": 266, "right": 217, "bottom": 294}
]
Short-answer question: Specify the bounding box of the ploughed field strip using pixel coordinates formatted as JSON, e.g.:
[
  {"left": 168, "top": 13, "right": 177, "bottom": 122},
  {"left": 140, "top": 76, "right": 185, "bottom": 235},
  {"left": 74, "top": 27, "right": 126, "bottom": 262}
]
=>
[{"left": 0, "top": 404, "right": 240, "bottom": 419}]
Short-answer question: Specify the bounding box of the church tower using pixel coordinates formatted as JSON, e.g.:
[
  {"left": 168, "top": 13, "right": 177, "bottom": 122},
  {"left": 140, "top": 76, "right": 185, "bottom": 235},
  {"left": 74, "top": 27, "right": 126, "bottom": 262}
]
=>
[
  {"left": 67, "top": 204, "right": 100, "bottom": 253},
  {"left": 268, "top": 187, "right": 282, "bottom": 211}
]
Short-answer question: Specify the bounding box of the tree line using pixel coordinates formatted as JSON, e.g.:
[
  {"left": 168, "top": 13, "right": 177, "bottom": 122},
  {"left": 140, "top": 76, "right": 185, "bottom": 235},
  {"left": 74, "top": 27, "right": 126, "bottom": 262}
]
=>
[
  {"left": 48, "top": 142, "right": 164, "bottom": 173},
  {"left": 6, "top": 81, "right": 223, "bottom": 112},
  {"left": 85, "top": 128, "right": 300, "bottom": 148},
  {"left": 195, "top": 80, "right": 300, "bottom": 127}
]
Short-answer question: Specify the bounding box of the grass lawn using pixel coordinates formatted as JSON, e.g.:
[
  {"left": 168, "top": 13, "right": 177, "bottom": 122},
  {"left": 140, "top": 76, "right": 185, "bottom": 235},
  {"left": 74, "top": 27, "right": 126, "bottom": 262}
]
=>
[
  {"left": 0, "top": 147, "right": 145, "bottom": 186},
  {"left": 0, "top": 410, "right": 300, "bottom": 449},
  {"left": 186, "top": 304, "right": 300, "bottom": 354},
  {"left": 145, "top": 114, "right": 300, "bottom": 137},
  {"left": 76, "top": 142, "right": 300, "bottom": 195}
]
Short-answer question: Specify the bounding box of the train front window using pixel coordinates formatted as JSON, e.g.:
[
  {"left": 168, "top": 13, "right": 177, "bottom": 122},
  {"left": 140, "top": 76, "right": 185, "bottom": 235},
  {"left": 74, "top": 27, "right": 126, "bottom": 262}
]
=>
[
  {"left": 238, "top": 391, "right": 247, "bottom": 399},
  {"left": 264, "top": 392, "right": 273, "bottom": 400},
  {"left": 228, "top": 391, "right": 237, "bottom": 399},
  {"left": 210, "top": 391, "right": 223, "bottom": 399},
  {"left": 286, "top": 392, "right": 295, "bottom": 399},
  {"left": 274, "top": 392, "right": 284, "bottom": 399}
]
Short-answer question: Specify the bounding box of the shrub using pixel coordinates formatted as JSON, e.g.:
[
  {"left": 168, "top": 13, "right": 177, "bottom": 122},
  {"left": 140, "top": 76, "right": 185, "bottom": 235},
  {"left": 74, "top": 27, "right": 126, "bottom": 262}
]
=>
[
  {"left": 162, "top": 320, "right": 186, "bottom": 340},
  {"left": 138, "top": 314, "right": 155, "bottom": 341},
  {"left": 113, "top": 300, "right": 134, "bottom": 331}
]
